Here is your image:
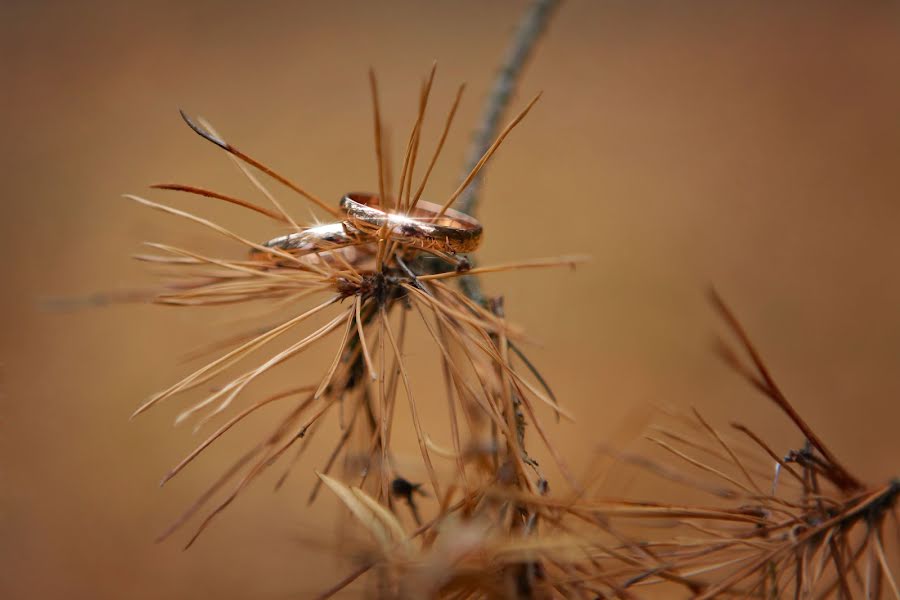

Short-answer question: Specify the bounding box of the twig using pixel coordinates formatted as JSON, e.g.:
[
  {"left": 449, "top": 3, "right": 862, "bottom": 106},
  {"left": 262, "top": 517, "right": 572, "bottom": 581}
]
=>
[
  {"left": 457, "top": 0, "right": 560, "bottom": 305},
  {"left": 457, "top": 0, "right": 560, "bottom": 218}
]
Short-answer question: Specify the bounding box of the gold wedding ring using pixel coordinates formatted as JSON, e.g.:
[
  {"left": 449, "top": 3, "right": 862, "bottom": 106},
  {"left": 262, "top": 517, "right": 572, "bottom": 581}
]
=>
[
  {"left": 255, "top": 192, "right": 483, "bottom": 261},
  {"left": 339, "top": 192, "right": 483, "bottom": 254}
]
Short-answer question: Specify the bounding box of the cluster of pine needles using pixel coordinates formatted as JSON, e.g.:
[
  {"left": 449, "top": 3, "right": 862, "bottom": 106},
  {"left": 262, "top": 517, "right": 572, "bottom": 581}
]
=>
[{"left": 127, "top": 68, "right": 898, "bottom": 598}]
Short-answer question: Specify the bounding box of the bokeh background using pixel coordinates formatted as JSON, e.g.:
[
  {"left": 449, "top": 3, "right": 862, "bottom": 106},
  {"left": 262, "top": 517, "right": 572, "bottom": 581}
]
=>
[{"left": 4, "top": 1, "right": 900, "bottom": 597}]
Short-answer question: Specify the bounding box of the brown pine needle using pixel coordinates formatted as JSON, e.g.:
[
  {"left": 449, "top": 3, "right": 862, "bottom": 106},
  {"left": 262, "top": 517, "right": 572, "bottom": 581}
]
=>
[
  {"left": 130, "top": 296, "right": 338, "bottom": 418},
  {"left": 160, "top": 386, "right": 315, "bottom": 486},
  {"left": 179, "top": 309, "right": 350, "bottom": 428},
  {"left": 303, "top": 396, "right": 362, "bottom": 501},
  {"left": 156, "top": 444, "right": 263, "bottom": 543},
  {"left": 178, "top": 110, "right": 340, "bottom": 218},
  {"left": 410, "top": 301, "right": 508, "bottom": 435},
  {"left": 296, "top": 400, "right": 334, "bottom": 441},
  {"left": 432, "top": 280, "right": 507, "bottom": 329},
  {"left": 182, "top": 392, "right": 323, "bottom": 547},
  {"left": 369, "top": 69, "right": 389, "bottom": 209},
  {"left": 413, "top": 300, "right": 538, "bottom": 491},
  {"left": 382, "top": 305, "right": 442, "bottom": 499},
  {"left": 709, "top": 289, "right": 862, "bottom": 492},
  {"left": 132, "top": 253, "right": 201, "bottom": 265},
  {"left": 314, "top": 308, "right": 357, "bottom": 400},
  {"left": 184, "top": 435, "right": 296, "bottom": 549},
  {"left": 435, "top": 326, "right": 468, "bottom": 488},
  {"left": 730, "top": 422, "right": 804, "bottom": 486},
  {"left": 411, "top": 83, "right": 466, "bottom": 210},
  {"left": 179, "top": 324, "right": 274, "bottom": 363},
  {"left": 143, "top": 243, "right": 295, "bottom": 281},
  {"left": 378, "top": 308, "right": 389, "bottom": 501},
  {"left": 397, "top": 61, "right": 437, "bottom": 211},
  {"left": 696, "top": 484, "right": 896, "bottom": 598},
  {"left": 646, "top": 437, "right": 756, "bottom": 498},
  {"left": 873, "top": 526, "right": 900, "bottom": 600},
  {"left": 691, "top": 408, "right": 765, "bottom": 497},
  {"left": 151, "top": 184, "right": 289, "bottom": 223},
  {"left": 355, "top": 298, "right": 378, "bottom": 380},
  {"left": 435, "top": 326, "right": 483, "bottom": 451},
  {"left": 436, "top": 92, "right": 541, "bottom": 219},
  {"left": 123, "top": 194, "right": 312, "bottom": 270},
  {"left": 197, "top": 118, "right": 301, "bottom": 230},
  {"left": 381, "top": 308, "right": 407, "bottom": 452},
  {"left": 416, "top": 255, "right": 588, "bottom": 281},
  {"left": 423, "top": 296, "right": 572, "bottom": 419},
  {"left": 401, "top": 284, "right": 513, "bottom": 336}
]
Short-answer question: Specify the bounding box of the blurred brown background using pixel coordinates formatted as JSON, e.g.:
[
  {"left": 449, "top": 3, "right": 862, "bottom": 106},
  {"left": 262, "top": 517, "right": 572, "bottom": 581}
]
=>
[{"left": 4, "top": 1, "right": 900, "bottom": 597}]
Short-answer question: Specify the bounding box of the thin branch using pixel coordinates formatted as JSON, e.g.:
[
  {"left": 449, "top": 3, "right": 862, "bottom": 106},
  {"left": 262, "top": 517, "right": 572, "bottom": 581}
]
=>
[
  {"left": 455, "top": 0, "right": 560, "bottom": 306},
  {"left": 456, "top": 0, "right": 560, "bottom": 218}
]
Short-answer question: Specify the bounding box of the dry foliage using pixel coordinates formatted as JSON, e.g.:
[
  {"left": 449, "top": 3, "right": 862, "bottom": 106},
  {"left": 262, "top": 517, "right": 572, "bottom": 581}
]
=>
[
  {"left": 124, "top": 13, "right": 898, "bottom": 598},
  {"left": 127, "top": 69, "right": 582, "bottom": 558}
]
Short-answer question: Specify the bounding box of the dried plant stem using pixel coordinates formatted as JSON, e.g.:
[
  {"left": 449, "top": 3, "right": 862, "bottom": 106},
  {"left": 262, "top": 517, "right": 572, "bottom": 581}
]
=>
[
  {"left": 456, "top": 0, "right": 560, "bottom": 218},
  {"left": 455, "top": 0, "right": 560, "bottom": 305}
]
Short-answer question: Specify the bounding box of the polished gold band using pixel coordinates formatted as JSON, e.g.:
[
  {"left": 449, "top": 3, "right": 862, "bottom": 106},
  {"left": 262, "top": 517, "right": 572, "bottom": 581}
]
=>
[
  {"left": 255, "top": 192, "right": 483, "bottom": 262},
  {"left": 339, "top": 192, "right": 483, "bottom": 254}
]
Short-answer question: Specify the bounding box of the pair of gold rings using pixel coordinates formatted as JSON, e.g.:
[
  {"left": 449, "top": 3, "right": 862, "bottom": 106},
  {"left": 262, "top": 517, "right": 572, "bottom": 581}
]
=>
[{"left": 255, "top": 192, "right": 483, "bottom": 260}]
